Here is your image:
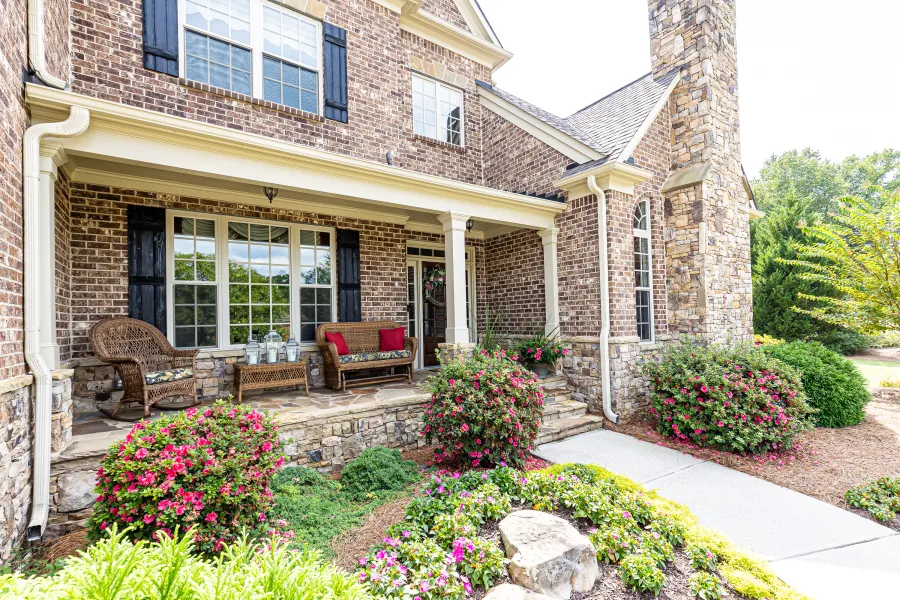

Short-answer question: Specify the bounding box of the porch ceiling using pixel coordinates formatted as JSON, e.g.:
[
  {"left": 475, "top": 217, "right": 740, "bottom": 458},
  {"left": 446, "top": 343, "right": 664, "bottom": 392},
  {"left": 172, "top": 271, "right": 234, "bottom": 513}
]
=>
[{"left": 28, "top": 85, "right": 563, "bottom": 236}]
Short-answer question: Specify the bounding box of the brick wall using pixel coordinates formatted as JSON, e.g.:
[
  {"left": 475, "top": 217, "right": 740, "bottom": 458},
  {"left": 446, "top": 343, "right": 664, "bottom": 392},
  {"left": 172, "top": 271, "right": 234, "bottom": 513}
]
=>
[
  {"left": 69, "top": 0, "right": 491, "bottom": 186},
  {"left": 421, "top": 0, "right": 471, "bottom": 32},
  {"left": 557, "top": 194, "right": 601, "bottom": 338},
  {"left": 55, "top": 171, "right": 73, "bottom": 362},
  {"left": 44, "top": 0, "right": 71, "bottom": 83},
  {"left": 481, "top": 106, "right": 572, "bottom": 196},
  {"left": 0, "top": 0, "right": 29, "bottom": 381},
  {"left": 483, "top": 229, "right": 545, "bottom": 335}
]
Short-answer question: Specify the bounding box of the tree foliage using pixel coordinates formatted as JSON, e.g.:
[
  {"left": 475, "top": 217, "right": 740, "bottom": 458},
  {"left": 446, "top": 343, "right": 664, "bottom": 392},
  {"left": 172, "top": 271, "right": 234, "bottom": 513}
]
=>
[{"left": 782, "top": 191, "right": 900, "bottom": 334}]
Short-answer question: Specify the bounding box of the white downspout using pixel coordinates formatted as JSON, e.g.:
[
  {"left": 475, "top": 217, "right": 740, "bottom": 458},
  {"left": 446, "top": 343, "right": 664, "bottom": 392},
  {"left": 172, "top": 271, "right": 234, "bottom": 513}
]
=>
[
  {"left": 587, "top": 175, "right": 619, "bottom": 424},
  {"left": 28, "top": 0, "right": 67, "bottom": 89},
  {"left": 24, "top": 106, "right": 90, "bottom": 540}
]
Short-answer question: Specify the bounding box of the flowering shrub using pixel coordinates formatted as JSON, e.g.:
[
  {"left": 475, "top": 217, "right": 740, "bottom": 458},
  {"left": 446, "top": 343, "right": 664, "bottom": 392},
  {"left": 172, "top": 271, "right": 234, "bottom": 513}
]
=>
[
  {"left": 422, "top": 350, "right": 543, "bottom": 468},
  {"left": 359, "top": 534, "right": 471, "bottom": 600},
  {"left": 641, "top": 341, "right": 814, "bottom": 454},
  {"left": 619, "top": 554, "right": 665, "bottom": 595},
  {"left": 518, "top": 330, "right": 568, "bottom": 365},
  {"left": 0, "top": 526, "right": 369, "bottom": 600},
  {"left": 588, "top": 526, "right": 638, "bottom": 564},
  {"left": 689, "top": 572, "right": 723, "bottom": 600},
  {"left": 764, "top": 341, "right": 870, "bottom": 428},
  {"left": 86, "top": 402, "right": 284, "bottom": 554},
  {"left": 686, "top": 543, "right": 718, "bottom": 572},
  {"left": 451, "top": 537, "right": 506, "bottom": 587}
]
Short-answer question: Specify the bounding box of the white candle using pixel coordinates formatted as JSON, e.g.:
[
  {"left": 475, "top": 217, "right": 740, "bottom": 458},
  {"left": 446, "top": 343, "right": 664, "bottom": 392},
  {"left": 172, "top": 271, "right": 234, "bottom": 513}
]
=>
[
  {"left": 248, "top": 353, "right": 258, "bottom": 365},
  {"left": 287, "top": 347, "right": 297, "bottom": 362},
  {"left": 267, "top": 346, "right": 277, "bottom": 363}
]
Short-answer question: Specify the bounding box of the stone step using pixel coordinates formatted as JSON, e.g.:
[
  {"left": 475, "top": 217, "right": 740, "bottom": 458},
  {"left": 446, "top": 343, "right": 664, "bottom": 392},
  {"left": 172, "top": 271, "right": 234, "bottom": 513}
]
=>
[
  {"left": 542, "top": 400, "right": 587, "bottom": 422},
  {"left": 542, "top": 391, "right": 573, "bottom": 405},
  {"left": 535, "top": 414, "right": 604, "bottom": 446},
  {"left": 538, "top": 375, "right": 568, "bottom": 392}
]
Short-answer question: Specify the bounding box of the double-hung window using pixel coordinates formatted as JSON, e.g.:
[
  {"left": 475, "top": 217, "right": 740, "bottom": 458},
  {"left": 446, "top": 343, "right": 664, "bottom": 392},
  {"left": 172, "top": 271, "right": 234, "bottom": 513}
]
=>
[
  {"left": 181, "top": 0, "right": 322, "bottom": 112},
  {"left": 167, "top": 212, "right": 336, "bottom": 350},
  {"left": 633, "top": 199, "right": 654, "bottom": 342},
  {"left": 412, "top": 74, "right": 464, "bottom": 146}
]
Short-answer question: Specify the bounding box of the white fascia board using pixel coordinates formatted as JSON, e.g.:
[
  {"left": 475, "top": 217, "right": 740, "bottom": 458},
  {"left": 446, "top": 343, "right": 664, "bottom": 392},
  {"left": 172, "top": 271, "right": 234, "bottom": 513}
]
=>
[
  {"left": 400, "top": 10, "right": 512, "bottom": 70},
  {"left": 478, "top": 88, "right": 603, "bottom": 164},
  {"left": 405, "top": 221, "right": 485, "bottom": 239},
  {"left": 26, "top": 85, "right": 562, "bottom": 229},
  {"left": 371, "top": 0, "right": 407, "bottom": 13},
  {"left": 452, "top": 0, "right": 500, "bottom": 46},
  {"left": 554, "top": 161, "right": 654, "bottom": 197},
  {"left": 616, "top": 73, "right": 679, "bottom": 163}
]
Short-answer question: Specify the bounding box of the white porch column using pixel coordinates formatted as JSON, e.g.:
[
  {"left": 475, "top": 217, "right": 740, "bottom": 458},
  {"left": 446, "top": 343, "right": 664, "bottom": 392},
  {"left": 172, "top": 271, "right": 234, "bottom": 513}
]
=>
[
  {"left": 437, "top": 211, "right": 470, "bottom": 345},
  {"left": 38, "top": 146, "right": 64, "bottom": 370},
  {"left": 538, "top": 228, "right": 560, "bottom": 337}
]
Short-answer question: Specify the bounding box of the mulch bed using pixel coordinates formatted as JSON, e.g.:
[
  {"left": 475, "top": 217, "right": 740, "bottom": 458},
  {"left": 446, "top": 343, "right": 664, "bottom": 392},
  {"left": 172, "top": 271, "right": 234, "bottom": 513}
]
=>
[{"left": 610, "top": 387, "right": 900, "bottom": 532}]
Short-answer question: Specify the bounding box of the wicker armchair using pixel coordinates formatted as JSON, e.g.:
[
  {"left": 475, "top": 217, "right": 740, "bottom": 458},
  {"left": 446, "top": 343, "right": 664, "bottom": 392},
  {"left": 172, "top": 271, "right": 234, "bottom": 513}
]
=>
[
  {"left": 89, "top": 317, "right": 199, "bottom": 419},
  {"left": 316, "top": 321, "right": 418, "bottom": 390}
]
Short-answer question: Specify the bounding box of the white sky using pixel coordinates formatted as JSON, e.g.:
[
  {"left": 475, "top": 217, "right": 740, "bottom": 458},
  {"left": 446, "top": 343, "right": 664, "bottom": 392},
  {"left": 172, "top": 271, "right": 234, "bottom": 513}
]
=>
[{"left": 477, "top": 0, "right": 900, "bottom": 177}]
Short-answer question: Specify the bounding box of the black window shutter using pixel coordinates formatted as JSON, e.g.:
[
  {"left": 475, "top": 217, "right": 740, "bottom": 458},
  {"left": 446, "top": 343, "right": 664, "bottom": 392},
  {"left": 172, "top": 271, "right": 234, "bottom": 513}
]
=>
[
  {"left": 143, "top": 0, "right": 179, "bottom": 76},
  {"left": 128, "top": 206, "right": 167, "bottom": 334},
  {"left": 336, "top": 229, "right": 361, "bottom": 322},
  {"left": 323, "top": 23, "right": 348, "bottom": 123}
]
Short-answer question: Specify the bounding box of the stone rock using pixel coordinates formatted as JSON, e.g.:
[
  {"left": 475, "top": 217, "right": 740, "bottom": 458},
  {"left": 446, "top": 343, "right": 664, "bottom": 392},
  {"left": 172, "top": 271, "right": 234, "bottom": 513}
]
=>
[
  {"left": 56, "top": 471, "right": 99, "bottom": 513},
  {"left": 499, "top": 510, "right": 598, "bottom": 600},
  {"left": 483, "top": 584, "right": 557, "bottom": 600}
]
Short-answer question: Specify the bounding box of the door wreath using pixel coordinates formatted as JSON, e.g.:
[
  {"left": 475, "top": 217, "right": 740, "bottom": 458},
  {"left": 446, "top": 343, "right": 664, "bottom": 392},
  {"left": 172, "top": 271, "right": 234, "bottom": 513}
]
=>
[{"left": 423, "top": 267, "right": 446, "bottom": 307}]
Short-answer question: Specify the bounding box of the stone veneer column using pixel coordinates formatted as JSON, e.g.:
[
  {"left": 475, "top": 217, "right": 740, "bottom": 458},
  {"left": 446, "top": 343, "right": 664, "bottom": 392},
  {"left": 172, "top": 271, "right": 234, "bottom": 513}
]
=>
[
  {"left": 649, "top": 0, "right": 753, "bottom": 342},
  {"left": 537, "top": 228, "right": 560, "bottom": 336}
]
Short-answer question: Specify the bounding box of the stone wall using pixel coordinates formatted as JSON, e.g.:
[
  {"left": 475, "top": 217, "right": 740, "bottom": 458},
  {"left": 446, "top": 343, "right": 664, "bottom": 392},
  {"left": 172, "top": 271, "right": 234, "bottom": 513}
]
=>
[
  {"left": 46, "top": 394, "right": 428, "bottom": 537},
  {"left": 0, "top": 376, "right": 33, "bottom": 562},
  {"left": 69, "top": 0, "right": 492, "bottom": 186}
]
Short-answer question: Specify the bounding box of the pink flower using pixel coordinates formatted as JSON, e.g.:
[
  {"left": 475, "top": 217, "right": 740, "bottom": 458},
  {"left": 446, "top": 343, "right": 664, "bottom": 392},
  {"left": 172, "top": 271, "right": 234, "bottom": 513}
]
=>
[
  {"left": 143, "top": 514, "right": 155, "bottom": 524},
  {"left": 134, "top": 448, "right": 149, "bottom": 460},
  {"left": 205, "top": 512, "right": 218, "bottom": 522},
  {"left": 460, "top": 423, "right": 469, "bottom": 433}
]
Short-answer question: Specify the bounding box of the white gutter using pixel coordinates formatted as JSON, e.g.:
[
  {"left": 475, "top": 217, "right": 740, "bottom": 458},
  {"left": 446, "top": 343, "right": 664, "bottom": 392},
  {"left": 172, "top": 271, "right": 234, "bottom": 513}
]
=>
[
  {"left": 24, "top": 106, "right": 90, "bottom": 540},
  {"left": 28, "top": 0, "right": 67, "bottom": 89},
  {"left": 587, "top": 175, "right": 619, "bottom": 424}
]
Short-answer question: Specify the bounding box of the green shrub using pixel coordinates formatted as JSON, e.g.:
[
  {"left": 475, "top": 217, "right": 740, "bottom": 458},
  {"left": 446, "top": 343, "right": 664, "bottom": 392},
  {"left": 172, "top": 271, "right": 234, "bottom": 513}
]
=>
[
  {"left": 815, "top": 328, "right": 872, "bottom": 355},
  {"left": 754, "top": 334, "right": 785, "bottom": 347},
  {"left": 339, "top": 446, "right": 420, "bottom": 500},
  {"left": 764, "top": 341, "right": 870, "bottom": 427},
  {"left": 689, "top": 572, "right": 723, "bottom": 599},
  {"left": 686, "top": 543, "right": 718, "bottom": 572},
  {"left": 87, "top": 403, "right": 283, "bottom": 554},
  {"left": 0, "top": 526, "right": 369, "bottom": 600},
  {"left": 846, "top": 477, "right": 900, "bottom": 521},
  {"left": 423, "top": 349, "right": 544, "bottom": 467},
  {"left": 619, "top": 554, "right": 666, "bottom": 595},
  {"left": 870, "top": 330, "right": 900, "bottom": 348},
  {"left": 641, "top": 341, "right": 814, "bottom": 454}
]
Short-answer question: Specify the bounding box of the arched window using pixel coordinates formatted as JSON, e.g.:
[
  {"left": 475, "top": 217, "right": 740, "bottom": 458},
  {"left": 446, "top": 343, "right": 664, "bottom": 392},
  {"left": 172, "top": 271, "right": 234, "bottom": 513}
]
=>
[{"left": 633, "top": 199, "right": 653, "bottom": 342}]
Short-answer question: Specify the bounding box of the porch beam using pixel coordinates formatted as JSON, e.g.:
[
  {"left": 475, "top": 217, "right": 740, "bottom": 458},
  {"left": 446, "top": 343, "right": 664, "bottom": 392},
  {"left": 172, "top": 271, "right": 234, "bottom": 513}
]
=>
[
  {"left": 438, "top": 212, "right": 470, "bottom": 345},
  {"left": 538, "top": 227, "right": 560, "bottom": 337}
]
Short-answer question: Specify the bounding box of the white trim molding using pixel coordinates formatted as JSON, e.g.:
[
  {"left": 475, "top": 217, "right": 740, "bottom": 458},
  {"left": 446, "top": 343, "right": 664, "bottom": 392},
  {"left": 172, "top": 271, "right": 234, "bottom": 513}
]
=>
[
  {"left": 537, "top": 227, "right": 560, "bottom": 337},
  {"left": 451, "top": 0, "right": 501, "bottom": 46},
  {"left": 478, "top": 86, "right": 603, "bottom": 164},
  {"left": 554, "top": 161, "right": 654, "bottom": 198},
  {"left": 617, "top": 73, "right": 679, "bottom": 162},
  {"left": 400, "top": 8, "right": 512, "bottom": 70},
  {"left": 26, "top": 85, "right": 563, "bottom": 230}
]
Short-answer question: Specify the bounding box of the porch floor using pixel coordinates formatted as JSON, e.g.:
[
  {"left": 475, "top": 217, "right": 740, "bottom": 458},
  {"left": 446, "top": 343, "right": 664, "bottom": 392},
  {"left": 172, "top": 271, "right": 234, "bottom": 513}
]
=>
[{"left": 61, "top": 371, "right": 433, "bottom": 461}]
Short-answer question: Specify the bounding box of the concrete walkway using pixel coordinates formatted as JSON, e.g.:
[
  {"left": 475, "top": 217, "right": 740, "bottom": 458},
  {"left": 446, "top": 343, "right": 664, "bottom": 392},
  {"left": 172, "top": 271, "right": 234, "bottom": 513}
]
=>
[{"left": 535, "top": 430, "right": 900, "bottom": 600}]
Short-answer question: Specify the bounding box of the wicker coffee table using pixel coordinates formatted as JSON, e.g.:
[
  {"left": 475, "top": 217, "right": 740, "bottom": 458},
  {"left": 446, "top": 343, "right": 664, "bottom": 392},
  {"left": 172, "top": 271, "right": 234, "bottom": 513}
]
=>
[{"left": 234, "top": 360, "right": 309, "bottom": 402}]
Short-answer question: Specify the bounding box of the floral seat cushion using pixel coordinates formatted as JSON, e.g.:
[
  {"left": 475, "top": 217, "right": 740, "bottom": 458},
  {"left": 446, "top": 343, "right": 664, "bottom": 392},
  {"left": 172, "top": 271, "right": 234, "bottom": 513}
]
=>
[
  {"left": 145, "top": 368, "right": 194, "bottom": 385},
  {"left": 338, "top": 350, "right": 411, "bottom": 364}
]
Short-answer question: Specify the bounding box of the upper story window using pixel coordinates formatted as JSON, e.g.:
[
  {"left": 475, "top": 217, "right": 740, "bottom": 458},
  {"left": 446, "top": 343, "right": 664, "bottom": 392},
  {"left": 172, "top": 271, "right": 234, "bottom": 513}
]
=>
[
  {"left": 412, "top": 74, "right": 464, "bottom": 146},
  {"left": 633, "top": 199, "right": 653, "bottom": 342},
  {"left": 181, "top": 0, "right": 322, "bottom": 113}
]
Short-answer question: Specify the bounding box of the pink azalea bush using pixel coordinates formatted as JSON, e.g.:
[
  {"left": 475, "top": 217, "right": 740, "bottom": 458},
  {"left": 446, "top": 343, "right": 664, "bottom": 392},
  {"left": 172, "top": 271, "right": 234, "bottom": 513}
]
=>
[
  {"left": 86, "top": 402, "right": 284, "bottom": 554},
  {"left": 641, "top": 341, "right": 814, "bottom": 454},
  {"left": 422, "top": 350, "right": 543, "bottom": 468}
]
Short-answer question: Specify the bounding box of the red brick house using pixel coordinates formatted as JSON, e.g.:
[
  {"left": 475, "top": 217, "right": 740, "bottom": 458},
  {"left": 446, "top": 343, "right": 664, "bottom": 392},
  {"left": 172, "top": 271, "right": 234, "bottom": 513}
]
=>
[{"left": 0, "top": 0, "right": 758, "bottom": 554}]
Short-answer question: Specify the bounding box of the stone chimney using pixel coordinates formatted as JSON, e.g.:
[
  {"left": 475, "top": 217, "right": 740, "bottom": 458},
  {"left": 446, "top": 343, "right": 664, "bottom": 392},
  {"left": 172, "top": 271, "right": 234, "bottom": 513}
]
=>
[{"left": 648, "top": 0, "right": 753, "bottom": 342}]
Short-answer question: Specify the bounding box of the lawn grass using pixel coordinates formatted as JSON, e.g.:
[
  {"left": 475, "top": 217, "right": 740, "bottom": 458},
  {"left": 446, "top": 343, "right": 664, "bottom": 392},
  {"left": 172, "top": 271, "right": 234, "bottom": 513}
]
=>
[{"left": 270, "top": 465, "right": 420, "bottom": 559}]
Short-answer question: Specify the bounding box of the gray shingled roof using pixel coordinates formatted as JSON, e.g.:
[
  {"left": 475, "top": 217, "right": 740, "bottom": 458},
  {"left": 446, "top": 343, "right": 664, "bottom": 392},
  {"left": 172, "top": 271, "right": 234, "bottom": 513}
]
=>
[
  {"left": 566, "top": 70, "right": 678, "bottom": 159},
  {"left": 478, "top": 70, "right": 679, "bottom": 166},
  {"left": 476, "top": 80, "right": 603, "bottom": 152}
]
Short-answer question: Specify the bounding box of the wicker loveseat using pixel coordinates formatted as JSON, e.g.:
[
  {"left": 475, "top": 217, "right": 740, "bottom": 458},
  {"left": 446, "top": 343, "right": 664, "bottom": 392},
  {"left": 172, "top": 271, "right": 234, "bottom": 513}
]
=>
[
  {"left": 316, "top": 321, "right": 418, "bottom": 390},
  {"left": 89, "top": 317, "right": 199, "bottom": 419}
]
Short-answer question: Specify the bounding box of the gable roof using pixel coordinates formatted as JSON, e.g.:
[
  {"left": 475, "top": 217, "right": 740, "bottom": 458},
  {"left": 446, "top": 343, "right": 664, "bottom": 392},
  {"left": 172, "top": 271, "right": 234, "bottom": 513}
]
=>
[{"left": 477, "top": 70, "right": 680, "bottom": 167}]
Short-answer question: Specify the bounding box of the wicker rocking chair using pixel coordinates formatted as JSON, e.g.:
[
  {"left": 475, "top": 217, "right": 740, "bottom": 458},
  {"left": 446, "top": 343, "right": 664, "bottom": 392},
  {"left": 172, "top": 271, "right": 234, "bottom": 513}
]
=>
[{"left": 89, "top": 317, "right": 200, "bottom": 420}]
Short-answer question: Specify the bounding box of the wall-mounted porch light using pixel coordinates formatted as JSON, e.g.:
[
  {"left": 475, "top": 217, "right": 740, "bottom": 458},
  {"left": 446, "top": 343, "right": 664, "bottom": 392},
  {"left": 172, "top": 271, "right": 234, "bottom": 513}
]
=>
[
  {"left": 466, "top": 218, "right": 474, "bottom": 232},
  {"left": 263, "top": 186, "right": 279, "bottom": 203}
]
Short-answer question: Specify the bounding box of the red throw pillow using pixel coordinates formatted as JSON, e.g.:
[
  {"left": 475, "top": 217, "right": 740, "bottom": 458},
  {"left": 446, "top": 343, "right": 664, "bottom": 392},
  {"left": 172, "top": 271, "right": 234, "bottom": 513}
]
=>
[
  {"left": 379, "top": 327, "right": 405, "bottom": 352},
  {"left": 324, "top": 331, "right": 350, "bottom": 355}
]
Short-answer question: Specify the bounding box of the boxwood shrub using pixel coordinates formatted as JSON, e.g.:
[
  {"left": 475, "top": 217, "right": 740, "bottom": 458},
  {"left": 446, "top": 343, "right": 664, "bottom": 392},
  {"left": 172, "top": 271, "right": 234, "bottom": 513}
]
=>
[
  {"left": 764, "top": 341, "right": 870, "bottom": 428},
  {"left": 339, "top": 446, "right": 420, "bottom": 500},
  {"left": 642, "top": 341, "right": 814, "bottom": 454}
]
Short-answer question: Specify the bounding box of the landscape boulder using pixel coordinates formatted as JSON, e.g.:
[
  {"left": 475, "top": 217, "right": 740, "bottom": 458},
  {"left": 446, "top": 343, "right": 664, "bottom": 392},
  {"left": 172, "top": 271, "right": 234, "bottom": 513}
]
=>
[
  {"left": 498, "top": 510, "right": 598, "bottom": 599},
  {"left": 483, "top": 583, "right": 558, "bottom": 600}
]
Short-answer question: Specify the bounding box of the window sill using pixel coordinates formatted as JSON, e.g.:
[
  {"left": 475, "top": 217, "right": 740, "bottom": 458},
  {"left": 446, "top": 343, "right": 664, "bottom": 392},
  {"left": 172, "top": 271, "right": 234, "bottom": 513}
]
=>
[
  {"left": 412, "top": 134, "right": 466, "bottom": 153},
  {"left": 179, "top": 78, "right": 325, "bottom": 123}
]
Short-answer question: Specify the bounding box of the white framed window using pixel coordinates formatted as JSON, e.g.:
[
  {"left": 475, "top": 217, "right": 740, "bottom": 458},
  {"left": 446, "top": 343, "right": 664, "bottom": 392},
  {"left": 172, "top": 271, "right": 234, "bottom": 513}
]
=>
[
  {"left": 633, "top": 199, "right": 654, "bottom": 342},
  {"left": 180, "top": 0, "right": 323, "bottom": 112},
  {"left": 166, "top": 211, "right": 336, "bottom": 350},
  {"left": 412, "top": 74, "right": 464, "bottom": 146}
]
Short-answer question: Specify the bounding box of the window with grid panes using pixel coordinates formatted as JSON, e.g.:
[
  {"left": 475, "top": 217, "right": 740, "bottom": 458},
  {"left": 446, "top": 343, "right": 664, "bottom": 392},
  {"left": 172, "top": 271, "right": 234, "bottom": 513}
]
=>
[
  {"left": 172, "top": 217, "right": 218, "bottom": 349},
  {"left": 298, "top": 230, "right": 332, "bottom": 343},
  {"left": 633, "top": 200, "right": 653, "bottom": 342},
  {"left": 412, "top": 74, "right": 464, "bottom": 146}
]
